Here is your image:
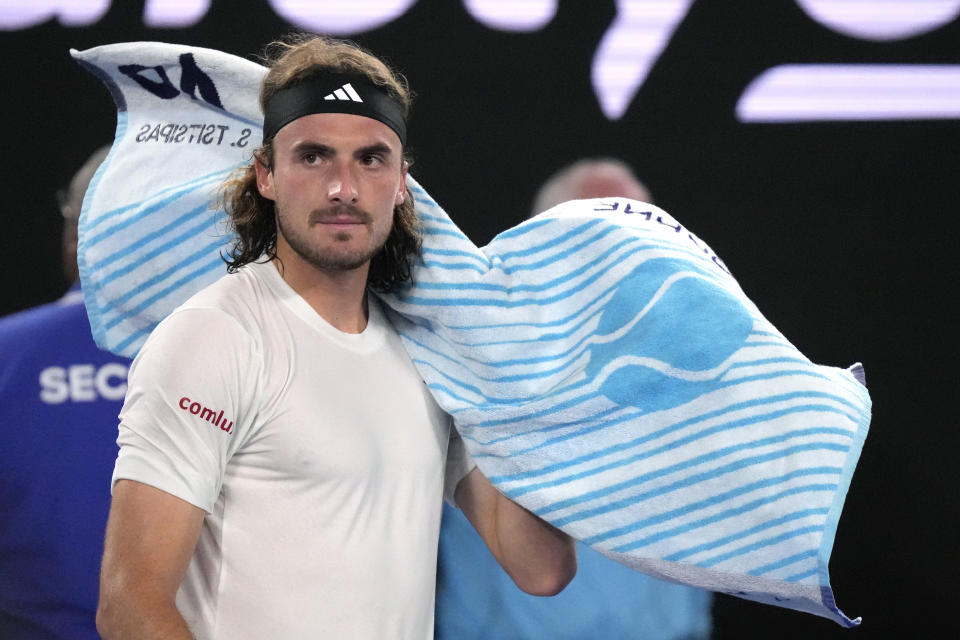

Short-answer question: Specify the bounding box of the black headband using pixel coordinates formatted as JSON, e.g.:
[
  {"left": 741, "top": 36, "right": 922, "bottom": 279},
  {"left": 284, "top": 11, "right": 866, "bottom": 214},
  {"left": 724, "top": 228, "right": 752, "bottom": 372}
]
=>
[{"left": 262, "top": 74, "right": 407, "bottom": 146}]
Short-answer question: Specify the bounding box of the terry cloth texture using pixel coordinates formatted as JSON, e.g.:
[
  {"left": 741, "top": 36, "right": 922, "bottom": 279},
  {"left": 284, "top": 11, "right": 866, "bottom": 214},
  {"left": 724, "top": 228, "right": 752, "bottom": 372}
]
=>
[{"left": 72, "top": 41, "right": 870, "bottom": 626}]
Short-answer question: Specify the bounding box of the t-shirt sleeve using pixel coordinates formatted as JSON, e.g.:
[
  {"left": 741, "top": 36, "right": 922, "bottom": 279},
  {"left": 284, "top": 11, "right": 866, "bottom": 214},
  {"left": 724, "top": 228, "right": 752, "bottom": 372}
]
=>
[
  {"left": 443, "top": 423, "right": 476, "bottom": 507},
  {"left": 112, "top": 307, "right": 261, "bottom": 513}
]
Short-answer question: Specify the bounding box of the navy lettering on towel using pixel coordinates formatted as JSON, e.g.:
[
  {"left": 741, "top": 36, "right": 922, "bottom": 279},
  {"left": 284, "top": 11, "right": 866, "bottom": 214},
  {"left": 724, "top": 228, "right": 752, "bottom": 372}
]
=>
[{"left": 119, "top": 52, "right": 223, "bottom": 109}]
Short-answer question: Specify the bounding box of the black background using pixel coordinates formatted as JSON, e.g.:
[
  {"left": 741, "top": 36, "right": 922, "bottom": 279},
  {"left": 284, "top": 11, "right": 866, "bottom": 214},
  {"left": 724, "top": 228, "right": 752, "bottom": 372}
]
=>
[{"left": 1, "top": 1, "right": 956, "bottom": 636}]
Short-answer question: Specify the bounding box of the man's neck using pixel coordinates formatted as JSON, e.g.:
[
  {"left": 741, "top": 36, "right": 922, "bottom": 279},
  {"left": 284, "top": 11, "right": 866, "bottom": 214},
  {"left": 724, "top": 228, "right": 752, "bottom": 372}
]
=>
[{"left": 271, "top": 254, "right": 370, "bottom": 334}]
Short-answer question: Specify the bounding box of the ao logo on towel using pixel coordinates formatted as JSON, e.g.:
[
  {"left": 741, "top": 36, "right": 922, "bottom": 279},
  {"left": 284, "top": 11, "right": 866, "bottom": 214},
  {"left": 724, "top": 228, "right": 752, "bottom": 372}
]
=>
[
  {"left": 3, "top": 1, "right": 958, "bottom": 120},
  {"left": 118, "top": 53, "right": 223, "bottom": 110},
  {"left": 115, "top": 53, "right": 257, "bottom": 148},
  {"left": 586, "top": 257, "right": 753, "bottom": 412}
]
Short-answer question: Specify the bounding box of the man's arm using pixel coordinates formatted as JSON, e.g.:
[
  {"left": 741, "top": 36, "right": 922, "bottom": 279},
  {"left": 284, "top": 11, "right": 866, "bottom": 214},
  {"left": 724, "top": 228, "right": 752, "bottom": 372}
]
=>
[
  {"left": 96, "top": 479, "right": 205, "bottom": 640},
  {"left": 455, "top": 467, "right": 577, "bottom": 596}
]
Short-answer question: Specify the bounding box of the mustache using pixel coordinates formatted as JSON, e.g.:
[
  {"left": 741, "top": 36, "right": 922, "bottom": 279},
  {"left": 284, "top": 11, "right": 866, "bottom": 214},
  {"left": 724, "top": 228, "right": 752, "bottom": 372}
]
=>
[{"left": 309, "top": 204, "right": 372, "bottom": 224}]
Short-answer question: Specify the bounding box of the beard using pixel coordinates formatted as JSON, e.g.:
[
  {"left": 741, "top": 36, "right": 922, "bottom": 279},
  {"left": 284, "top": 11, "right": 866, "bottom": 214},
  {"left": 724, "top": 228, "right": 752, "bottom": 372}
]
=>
[{"left": 276, "top": 203, "right": 390, "bottom": 272}]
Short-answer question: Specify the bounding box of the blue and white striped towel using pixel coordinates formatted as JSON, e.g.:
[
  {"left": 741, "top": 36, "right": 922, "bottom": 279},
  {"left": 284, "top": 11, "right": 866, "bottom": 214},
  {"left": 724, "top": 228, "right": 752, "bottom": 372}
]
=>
[{"left": 73, "top": 42, "right": 869, "bottom": 626}]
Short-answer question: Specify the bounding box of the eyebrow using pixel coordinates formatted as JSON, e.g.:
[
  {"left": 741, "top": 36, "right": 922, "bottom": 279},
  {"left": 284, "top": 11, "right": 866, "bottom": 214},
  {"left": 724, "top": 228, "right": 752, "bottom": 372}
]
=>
[
  {"left": 291, "top": 141, "right": 335, "bottom": 157},
  {"left": 289, "top": 141, "right": 395, "bottom": 159},
  {"left": 354, "top": 142, "right": 393, "bottom": 159}
]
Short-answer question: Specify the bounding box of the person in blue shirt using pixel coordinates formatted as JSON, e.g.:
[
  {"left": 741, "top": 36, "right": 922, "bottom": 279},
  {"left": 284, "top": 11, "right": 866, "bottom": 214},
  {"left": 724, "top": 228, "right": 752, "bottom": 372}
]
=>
[
  {"left": 435, "top": 158, "right": 713, "bottom": 640},
  {"left": 0, "top": 146, "right": 131, "bottom": 640}
]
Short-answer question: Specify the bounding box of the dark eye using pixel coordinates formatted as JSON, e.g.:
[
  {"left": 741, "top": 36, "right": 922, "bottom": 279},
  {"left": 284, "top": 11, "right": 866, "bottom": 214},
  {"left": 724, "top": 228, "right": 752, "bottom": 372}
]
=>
[
  {"left": 302, "top": 152, "right": 318, "bottom": 164},
  {"left": 361, "top": 153, "right": 383, "bottom": 167}
]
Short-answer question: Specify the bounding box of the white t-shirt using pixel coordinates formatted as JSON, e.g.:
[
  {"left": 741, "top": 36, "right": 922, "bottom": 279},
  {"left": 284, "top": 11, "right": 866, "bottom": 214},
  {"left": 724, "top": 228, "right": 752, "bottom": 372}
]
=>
[{"left": 113, "top": 259, "right": 474, "bottom": 640}]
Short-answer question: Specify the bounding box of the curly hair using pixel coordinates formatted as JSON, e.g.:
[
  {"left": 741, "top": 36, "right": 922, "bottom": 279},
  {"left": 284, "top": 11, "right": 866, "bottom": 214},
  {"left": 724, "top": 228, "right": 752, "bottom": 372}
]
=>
[{"left": 220, "top": 34, "right": 420, "bottom": 293}]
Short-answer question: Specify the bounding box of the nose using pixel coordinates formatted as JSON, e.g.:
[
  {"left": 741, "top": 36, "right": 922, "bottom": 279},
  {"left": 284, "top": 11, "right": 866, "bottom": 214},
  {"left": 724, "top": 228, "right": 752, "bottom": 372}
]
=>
[{"left": 327, "top": 163, "right": 359, "bottom": 204}]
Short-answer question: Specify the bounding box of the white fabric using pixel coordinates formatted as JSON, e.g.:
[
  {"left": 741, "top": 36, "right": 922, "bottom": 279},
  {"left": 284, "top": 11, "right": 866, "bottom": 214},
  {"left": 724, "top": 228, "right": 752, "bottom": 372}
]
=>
[{"left": 113, "top": 259, "right": 474, "bottom": 640}]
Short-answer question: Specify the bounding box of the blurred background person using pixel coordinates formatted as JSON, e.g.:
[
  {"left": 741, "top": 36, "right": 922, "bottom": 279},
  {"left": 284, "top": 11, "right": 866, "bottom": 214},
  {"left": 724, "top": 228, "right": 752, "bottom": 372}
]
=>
[
  {"left": 531, "top": 157, "right": 652, "bottom": 214},
  {"left": 0, "top": 145, "right": 131, "bottom": 640},
  {"left": 434, "top": 157, "right": 712, "bottom": 640}
]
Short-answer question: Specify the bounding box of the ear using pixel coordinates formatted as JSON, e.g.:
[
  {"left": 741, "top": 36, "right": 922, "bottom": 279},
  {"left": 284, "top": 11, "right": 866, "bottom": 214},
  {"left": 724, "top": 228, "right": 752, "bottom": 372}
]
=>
[
  {"left": 254, "top": 154, "right": 276, "bottom": 201},
  {"left": 395, "top": 162, "right": 409, "bottom": 206}
]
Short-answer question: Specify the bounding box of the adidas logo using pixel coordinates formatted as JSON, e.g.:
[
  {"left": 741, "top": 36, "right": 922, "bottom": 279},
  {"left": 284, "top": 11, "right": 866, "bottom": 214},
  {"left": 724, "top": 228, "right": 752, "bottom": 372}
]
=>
[{"left": 324, "top": 83, "right": 363, "bottom": 103}]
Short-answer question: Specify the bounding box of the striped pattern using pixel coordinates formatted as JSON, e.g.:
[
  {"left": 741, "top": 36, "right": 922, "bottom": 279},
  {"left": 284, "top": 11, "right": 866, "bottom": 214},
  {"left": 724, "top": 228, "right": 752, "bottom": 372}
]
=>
[
  {"left": 79, "top": 145, "right": 237, "bottom": 354},
  {"left": 382, "top": 184, "right": 869, "bottom": 626},
  {"left": 72, "top": 42, "right": 266, "bottom": 357},
  {"left": 74, "top": 42, "right": 869, "bottom": 626}
]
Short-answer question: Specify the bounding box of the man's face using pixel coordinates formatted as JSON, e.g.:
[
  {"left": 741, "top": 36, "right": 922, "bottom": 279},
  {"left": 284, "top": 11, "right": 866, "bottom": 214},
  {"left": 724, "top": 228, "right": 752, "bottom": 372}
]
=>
[{"left": 255, "top": 112, "right": 407, "bottom": 275}]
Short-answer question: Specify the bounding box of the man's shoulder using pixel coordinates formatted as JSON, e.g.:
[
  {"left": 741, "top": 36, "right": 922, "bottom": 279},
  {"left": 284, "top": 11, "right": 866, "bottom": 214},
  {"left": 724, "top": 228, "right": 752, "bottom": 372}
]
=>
[
  {"left": 0, "top": 291, "right": 130, "bottom": 397},
  {"left": 176, "top": 264, "right": 267, "bottom": 319},
  {"left": 144, "top": 263, "right": 274, "bottom": 351},
  {"left": 0, "top": 291, "right": 88, "bottom": 345}
]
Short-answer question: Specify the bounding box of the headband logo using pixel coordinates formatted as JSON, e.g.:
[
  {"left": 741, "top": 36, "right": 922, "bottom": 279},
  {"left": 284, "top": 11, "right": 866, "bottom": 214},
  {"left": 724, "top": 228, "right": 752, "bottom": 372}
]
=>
[
  {"left": 263, "top": 77, "right": 407, "bottom": 144},
  {"left": 324, "top": 83, "right": 364, "bottom": 103}
]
